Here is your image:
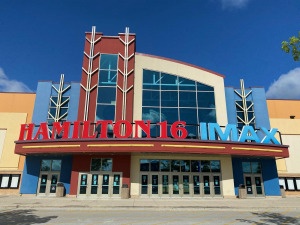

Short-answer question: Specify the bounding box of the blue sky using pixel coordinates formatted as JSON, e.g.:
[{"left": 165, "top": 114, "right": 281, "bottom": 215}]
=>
[{"left": 0, "top": 0, "right": 299, "bottom": 99}]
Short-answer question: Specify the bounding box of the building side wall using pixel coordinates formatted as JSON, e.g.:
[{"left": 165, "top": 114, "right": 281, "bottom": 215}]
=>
[
  {"left": 267, "top": 100, "right": 300, "bottom": 119},
  {"left": 269, "top": 118, "right": 300, "bottom": 175},
  {"left": 134, "top": 54, "right": 228, "bottom": 126},
  {"left": 0, "top": 113, "right": 27, "bottom": 169},
  {"left": 0, "top": 93, "right": 35, "bottom": 122}
]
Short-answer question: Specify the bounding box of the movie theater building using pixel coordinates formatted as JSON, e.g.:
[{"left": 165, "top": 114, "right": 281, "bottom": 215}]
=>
[{"left": 15, "top": 27, "right": 289, "bottom": 198}]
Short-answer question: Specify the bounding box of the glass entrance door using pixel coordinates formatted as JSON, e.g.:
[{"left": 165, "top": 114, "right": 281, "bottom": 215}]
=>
[
  {"left": 78, "top": 172, "right": 122, "bottom": 198},
  {"left": 38, "top": 172, "right": 60, "bottom": 196},
  {"left": 244, "top": 175, "right": 264, "bottom": 197}
]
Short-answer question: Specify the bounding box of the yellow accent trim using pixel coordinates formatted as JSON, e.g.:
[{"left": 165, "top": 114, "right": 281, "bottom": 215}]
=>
[
  {"left": 161, "top": 144, "right": 225, "bottom": 149},
  {"left": 22, "top": 145, "right": 80, "bottom": 149},
  {"left": 232, "top": 147, "right": 282, "bottom": 152},
  {"left": 87, "top": 144, "right": 154, "bottom": 147}
]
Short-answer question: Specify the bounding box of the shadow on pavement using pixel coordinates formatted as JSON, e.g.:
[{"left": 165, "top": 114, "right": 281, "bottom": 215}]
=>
[
  {"left": 237, "top": 212, "right": 300, "bottom": 225},
  {"left": 0, "top": 209, "right": 57, "bottom": 225}
]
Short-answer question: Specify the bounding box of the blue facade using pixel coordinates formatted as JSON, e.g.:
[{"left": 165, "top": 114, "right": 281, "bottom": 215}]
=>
[
  {"left": 226, "top": 85, "right": 281, "bottom": 196},
  {"left": 20, "top": 79, "right": 80, "bottom": 195},
  {"left": 20, "top": 155, "right": 73, "bottom": 194},
  {"left": 232, "top": 157, "right": 280, "bottom": 196}
]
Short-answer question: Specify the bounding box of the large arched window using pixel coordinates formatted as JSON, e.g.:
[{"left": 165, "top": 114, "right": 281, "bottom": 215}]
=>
[{"left": 142, "top": 69, "right": 216, "bottom": 137}]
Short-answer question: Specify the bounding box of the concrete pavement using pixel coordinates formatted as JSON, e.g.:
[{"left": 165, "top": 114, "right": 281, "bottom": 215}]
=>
[{"left": 0, "top": 195, "right": 299, "bottom": 211}]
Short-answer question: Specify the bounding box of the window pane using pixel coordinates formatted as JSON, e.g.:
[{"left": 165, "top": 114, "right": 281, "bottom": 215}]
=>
[
  {"left": 102, "top": 158, "right": 112, "bottom": 171},
  {"left": 201, "top": 160, "right": 210, "bottom": 172},
  {"left": 100, "top": 54, "right": 118, "bottom": 70},
  {"left": 179, "top": 92, "right": 196, "bottom": 107},
  {"left": 191, "top": 160, "right": 200, "bottom": 172},
  {"left": 140, "top": 159, "right": 150, "bottom": 171},
  {"left": 287, "top": 178, "right": 295, "bottom": 190},
  {"left": 99, "top": 70, "right": 117, "bottom": 86},
  {"left": 160, "top": 160, "right": 170, "bottom": 171},
  {"left": 179, "top": 108, "right": 197, "bottom": 124},
  {"left": 161, "top": 73, "right": 178, "bottom": 90},
  {"left": 161, "top": 108, "right": 178, "bottom": 123},
  {"left": 143, "top": 70, "right": 160, "bottom": 90},
  {"left": 197, "top": 83, "right": 214, "bottom": 91},
  {"left": 211, "top": 160, "right": 221, "bottom": 172},
  {"left": 96, "top": 104, "right": 115, "bottom": 121},
  {"left": 198, "top": 109, "right": 216, "bottom": 123},
  {"left": 143, "top": 90, "right": 160, "bottom": 107},
  {"left": 181, "top": 160, "right": 190, "bottom": 172},
  {"left": 178, "top": 77, "right": 195, "bottom": 91},
  {"left": 150, "top": 160, "right": 159, "bottom": 171},
  {"left": 41, "top": 160, "right": 51, "bottom": 171},
  {"left": 51, "top": 160, "right": 62, "bottom": 171},
  {"left": 91, "top": 159, "right": 101, "bottom": 171},
  {"left": 142, "top": 108, "right": 162, "bottom": 123},
  {"left": 97, "top": 87, "right": 116, "bottom": 104},
  {"left": 10, "top": 175, "right": 20, "bottom": 188},
  {"left": 242, "top": 162, "right": 251, "bottom": 173},
  {"left": 161, "top": 91, "right": 178, "bottom": 107},
  {"left": 0, "top": 175, "right": 10, "bottom": 188},
  {"left": 251, "top": 162, "right": 261, "bottom": 173},
  {"left": 197, "top": 92, "right": 215, "bottom": 108},
  {"left": 171, "top": 160, "right": 180, "bottom": 172}
]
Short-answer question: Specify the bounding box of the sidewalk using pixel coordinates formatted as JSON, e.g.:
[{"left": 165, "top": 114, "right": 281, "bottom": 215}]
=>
[{"left": 0, "top": 195, "right": 299, "bottom": 211}]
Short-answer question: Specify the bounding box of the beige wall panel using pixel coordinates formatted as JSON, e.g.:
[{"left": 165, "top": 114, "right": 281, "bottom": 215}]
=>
[
  {"left": 0, "top": 129, "right": 6, "bottom": 160},
  {"left": 0, "top": 113, "right": 27, "bottom": 170},
  {"left": 220, "top": 157, "right": 235, "bottom": 197},
  {"left": 281, "top": 135, "right": 300, "bottom": 174},
  {"left": 276, "top": 158, "right": 287, "bottom": 173},
  {"left": 269, "top": 119, "right": 300, "bottom": 134},
  {"left": 130, "top": 153, "right": 235, "bottom": 197},
  {"left": 134, "top": 54, "right": 228, "bottom": 131}
]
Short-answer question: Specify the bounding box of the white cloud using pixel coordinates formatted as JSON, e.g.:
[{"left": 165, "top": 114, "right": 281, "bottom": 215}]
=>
[
  {"left": 0, "top": 67, "right": 32, "bottom": 92},
  {"left": 266, "top": 67, "right": 300, "bottom": 99},
  {"left": 220, "top": 0, "right": 250, "bottom": 9}
]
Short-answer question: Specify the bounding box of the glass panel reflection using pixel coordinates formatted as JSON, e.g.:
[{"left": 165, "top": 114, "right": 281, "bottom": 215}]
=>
[
  {"left": 183, "top": 175, "right": 189, "bottom": 194},
  {"left": 162, "top": 175, "right": 169, "bottom": 194},
  {"left": 193, "top": 175, "right": 200, "bottom": 195},
  {"left": 204, "top": 176, "right": 210, "bottom": 195},
  {"left": 141, "top": 175, "right": 148, "bottom": 194},
  {"left": 152, "top": 175, "right": 158, "bottom": 194},
  {"left": 102, "top": 174, "right": 109, "bottom": 194},
  {"left": 113, "top": 174, "right": 120, "bottom": 194},
  {"left": 173, "top": 175, "right": 179, "bottom": 194}
]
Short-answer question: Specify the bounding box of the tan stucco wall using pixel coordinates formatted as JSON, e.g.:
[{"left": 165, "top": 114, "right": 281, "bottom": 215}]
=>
[
  {"left": 0, "top": 92, "right": 35, "bottom": 123},
  {"left": 130, "top": 153, "right": 235, "bottom": 198},
  {"left": 0, "top": 93, "right": 35, "bottom": 173},
  {"left": 269, "top": 118, "right": 300, "bottom": 176},
  {"left": 134, "top": 54, "right": 228, "bottom": 127},
  {"left": 267, "top": 99, "right": 300, "bottom": 119},
  {"left": 0, "top": 113, "right": 27, "bottom": 170}
]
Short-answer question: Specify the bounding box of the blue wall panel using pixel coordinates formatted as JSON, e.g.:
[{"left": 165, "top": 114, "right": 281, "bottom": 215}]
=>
[
  {"left": 20, "top": 155, "right": 73, "bottom": 194},
  {"left": 232, "top": 157, "right": 280, "bottom": 196},
  {"left": 20, "top": 156, "right": 41, "bottom": 194},
  {"left": 68, "top": 82, "right": 80, "bottom": 121},
  {"left": 32, "top": 82, "right": 52, "bottom": 124}
]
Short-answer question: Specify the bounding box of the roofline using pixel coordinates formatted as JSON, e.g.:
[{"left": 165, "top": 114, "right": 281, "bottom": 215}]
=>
[{"left": 135, "top": 52, "right": 225, "bottom": 78}]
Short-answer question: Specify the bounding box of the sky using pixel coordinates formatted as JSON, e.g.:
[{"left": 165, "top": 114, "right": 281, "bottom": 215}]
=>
[{"left": 0, "top": 0, "right": 300, "bottom": 99}]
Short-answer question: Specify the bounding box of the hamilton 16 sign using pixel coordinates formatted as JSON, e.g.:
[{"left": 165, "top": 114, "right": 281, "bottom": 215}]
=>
[{"left": 18, "top": 120, "right": 280, "bottom": 145}]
